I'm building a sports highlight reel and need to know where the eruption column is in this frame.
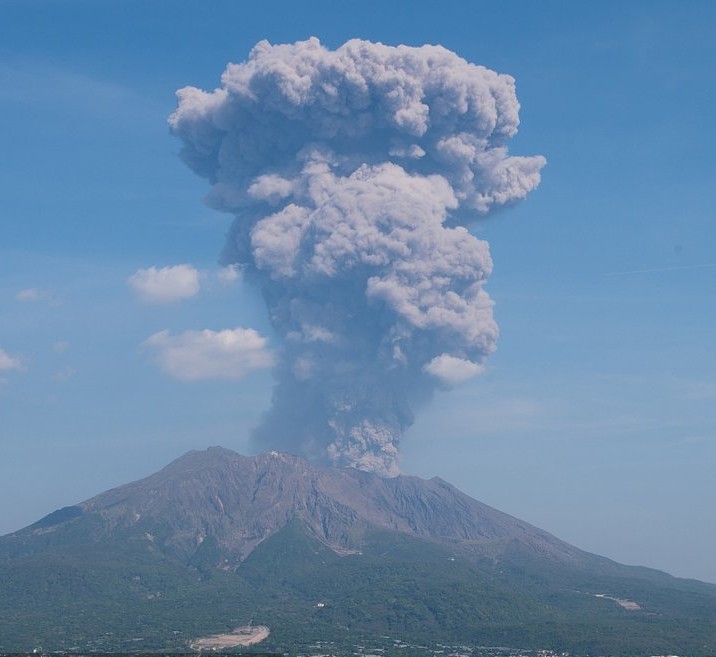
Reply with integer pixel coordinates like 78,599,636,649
170,38,545,476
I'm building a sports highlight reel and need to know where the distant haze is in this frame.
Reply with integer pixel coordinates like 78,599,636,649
170,38,545,476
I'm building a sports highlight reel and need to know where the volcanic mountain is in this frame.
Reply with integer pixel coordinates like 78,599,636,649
2,447,715,655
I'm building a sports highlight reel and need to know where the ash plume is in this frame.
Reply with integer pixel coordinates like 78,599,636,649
169,38,545,476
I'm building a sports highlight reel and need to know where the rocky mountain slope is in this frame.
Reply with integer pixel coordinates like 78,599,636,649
73,447,585,565
2,447,716,656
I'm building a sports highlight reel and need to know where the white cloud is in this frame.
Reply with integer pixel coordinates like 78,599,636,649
53,340,70,353
0,349,23,372
128,264,200,304
144,326,274,381
423,354,484,386
217,264,241,283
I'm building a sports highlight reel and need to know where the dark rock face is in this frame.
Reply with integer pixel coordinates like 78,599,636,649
29,505,83,530
73,447,583,566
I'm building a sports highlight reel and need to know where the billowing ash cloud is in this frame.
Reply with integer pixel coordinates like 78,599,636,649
169,37,545,476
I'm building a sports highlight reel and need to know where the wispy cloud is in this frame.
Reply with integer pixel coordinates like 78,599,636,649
0,348,23,372
0,60,162,124
53,340,70,354
677,380,716,401
217,265,241,284
128,264,201,304
53,367,76,383
143,326,274,381
603,263,716,277
16,287,58,304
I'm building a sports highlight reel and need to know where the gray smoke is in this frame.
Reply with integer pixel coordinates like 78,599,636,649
169,38,545,476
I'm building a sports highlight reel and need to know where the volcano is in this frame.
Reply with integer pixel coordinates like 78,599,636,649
2,447,715,655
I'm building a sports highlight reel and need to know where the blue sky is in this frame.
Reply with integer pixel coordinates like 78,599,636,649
2,1,716,582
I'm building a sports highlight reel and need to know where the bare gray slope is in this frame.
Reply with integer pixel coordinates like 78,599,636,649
77,446,585,566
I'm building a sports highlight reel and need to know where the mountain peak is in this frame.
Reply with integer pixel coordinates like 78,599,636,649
56,448,581,567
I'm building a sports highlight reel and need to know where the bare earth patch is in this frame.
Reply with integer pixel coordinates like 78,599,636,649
189,625,270,649
594,593,641,611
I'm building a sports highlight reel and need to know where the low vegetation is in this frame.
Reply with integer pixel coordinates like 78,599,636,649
2,518,716,656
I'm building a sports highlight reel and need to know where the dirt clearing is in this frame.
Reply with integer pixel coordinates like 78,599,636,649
190,625,270,648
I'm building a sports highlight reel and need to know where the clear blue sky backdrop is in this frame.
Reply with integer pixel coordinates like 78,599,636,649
2,0,715,582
